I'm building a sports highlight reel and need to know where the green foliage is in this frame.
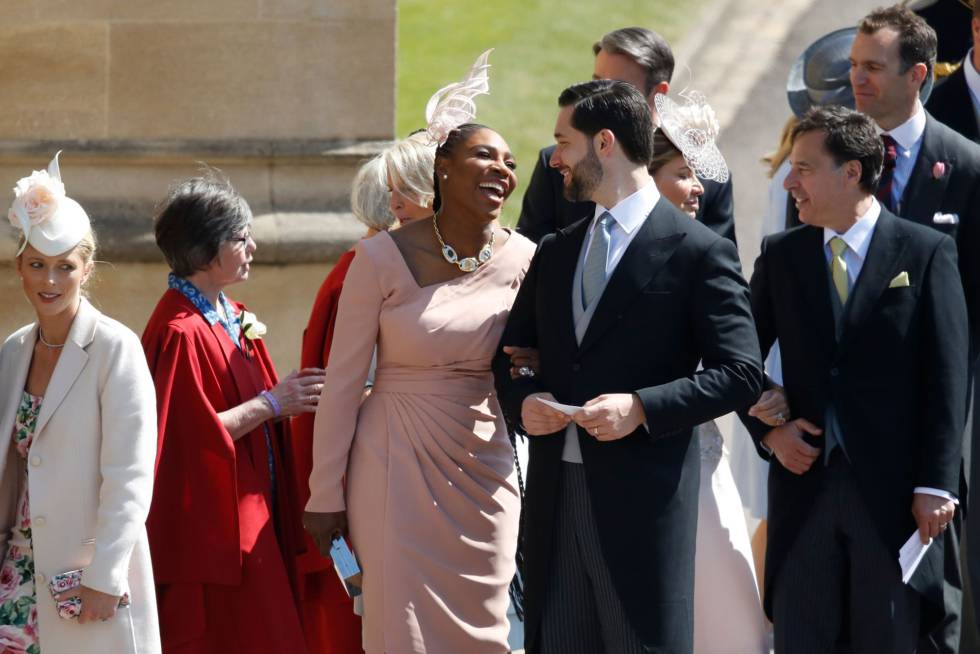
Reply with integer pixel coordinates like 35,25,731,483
397,0,694,226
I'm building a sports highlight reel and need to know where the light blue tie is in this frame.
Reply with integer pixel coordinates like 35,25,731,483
582,212,613,308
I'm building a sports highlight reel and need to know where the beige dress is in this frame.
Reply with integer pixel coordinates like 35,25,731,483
307,229,535,654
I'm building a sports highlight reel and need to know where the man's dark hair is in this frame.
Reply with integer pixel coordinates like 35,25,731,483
154,175,253,278
593,27,675,93
792,105,884,193
558,80,654,166
859,5,938,84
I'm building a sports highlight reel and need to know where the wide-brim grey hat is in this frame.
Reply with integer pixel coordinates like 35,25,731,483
787,27,934,119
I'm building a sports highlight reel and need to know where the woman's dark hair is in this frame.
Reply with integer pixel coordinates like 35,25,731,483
648,130,683,174
153,175,253,277
792,105,884,193
558,80,654,166
431,123,490,213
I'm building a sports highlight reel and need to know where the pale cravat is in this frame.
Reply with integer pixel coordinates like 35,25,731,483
829,236,849,304
582,212,613,307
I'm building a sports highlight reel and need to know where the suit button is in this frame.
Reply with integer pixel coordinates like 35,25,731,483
830,368,840,377
30,456,40,467
36,572,46,584
34,516,46,526
572,363,581,372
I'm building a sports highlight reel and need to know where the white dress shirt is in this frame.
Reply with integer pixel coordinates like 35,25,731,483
880,103,926,211
963,49,980,127
583,181,662,273
823,198,956,503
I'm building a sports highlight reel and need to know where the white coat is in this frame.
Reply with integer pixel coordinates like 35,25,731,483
0,299,160,653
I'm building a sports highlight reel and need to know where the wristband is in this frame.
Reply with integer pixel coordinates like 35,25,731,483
260,390,282,418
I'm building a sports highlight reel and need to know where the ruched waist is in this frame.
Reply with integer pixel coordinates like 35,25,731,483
372,366,496,397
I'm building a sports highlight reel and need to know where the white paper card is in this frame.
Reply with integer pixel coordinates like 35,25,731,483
537,398,582,416
899,531,932,584
330,536,361,579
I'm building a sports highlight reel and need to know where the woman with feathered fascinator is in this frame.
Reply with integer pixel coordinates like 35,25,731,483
303,49,538,653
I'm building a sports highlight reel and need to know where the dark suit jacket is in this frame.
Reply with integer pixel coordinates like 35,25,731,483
927,64,980,144
516,144,737,245
786,114,980,351
493,199,762,652
739,209,968,622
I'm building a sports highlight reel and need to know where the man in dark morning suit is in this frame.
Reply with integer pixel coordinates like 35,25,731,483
926,44,980,145
492,80,762,653
739,105,967,653
849,7,980,652
516,27,737,247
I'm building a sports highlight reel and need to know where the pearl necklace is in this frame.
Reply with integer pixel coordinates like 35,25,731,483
432,214,494,273
38,329,65,349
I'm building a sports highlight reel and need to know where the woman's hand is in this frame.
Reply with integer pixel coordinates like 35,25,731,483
303,510,348,558
269,368,326,417
748,386,790,427
503,345,541,380
54,585,122,624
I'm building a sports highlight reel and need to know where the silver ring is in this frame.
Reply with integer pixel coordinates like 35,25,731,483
775,412,785,423
518,366,535,378
941,523,948,531
592,427,598,436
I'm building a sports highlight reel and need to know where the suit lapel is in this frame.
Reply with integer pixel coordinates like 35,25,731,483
578,201,685,356
791,227,838,353
34,299,99,438
837,211,907,354
548,218,590,358
900,115,954,224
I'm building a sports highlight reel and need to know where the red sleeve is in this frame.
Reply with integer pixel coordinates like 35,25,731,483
292,250,356,573
143,320,242,586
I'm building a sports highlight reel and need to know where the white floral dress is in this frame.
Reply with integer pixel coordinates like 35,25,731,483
0,392,42,654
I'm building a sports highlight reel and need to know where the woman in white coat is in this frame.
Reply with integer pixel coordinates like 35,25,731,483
0,153,160,653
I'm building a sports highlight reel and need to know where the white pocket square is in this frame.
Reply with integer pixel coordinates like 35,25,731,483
889,271,910,288
933,212,959,225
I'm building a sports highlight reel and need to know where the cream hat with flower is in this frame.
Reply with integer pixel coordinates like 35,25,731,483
7,151,90,256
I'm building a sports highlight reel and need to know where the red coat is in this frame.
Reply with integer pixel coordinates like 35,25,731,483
142,289,307,652
292,250,363,653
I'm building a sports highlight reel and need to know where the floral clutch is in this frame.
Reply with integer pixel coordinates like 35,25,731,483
48,569,129,620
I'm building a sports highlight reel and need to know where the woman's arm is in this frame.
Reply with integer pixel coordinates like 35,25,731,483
217,368,326,440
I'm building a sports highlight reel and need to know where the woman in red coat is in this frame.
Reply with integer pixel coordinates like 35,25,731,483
142,177,324,654
293,139,435,653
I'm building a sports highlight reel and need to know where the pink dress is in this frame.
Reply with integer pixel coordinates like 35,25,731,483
308,230,535,654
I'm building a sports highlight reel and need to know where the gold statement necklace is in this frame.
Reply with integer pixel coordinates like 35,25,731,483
432,213,494,273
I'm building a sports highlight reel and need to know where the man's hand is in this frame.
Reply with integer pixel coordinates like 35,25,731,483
748,386,790,426
762,418,823,475
521,393,572,435
912,493,956,545
504,345,541,380
303,510,348,557
572,393,645,441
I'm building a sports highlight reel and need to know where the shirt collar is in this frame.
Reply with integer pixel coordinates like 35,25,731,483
882,102,926,152
592,181,661,234
964,49,980,106
168,272,242,345
823,198,881,260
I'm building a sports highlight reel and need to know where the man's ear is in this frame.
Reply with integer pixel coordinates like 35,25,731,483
646,80,669,106
594,129,616,157
908,61,928,91
843,159,863,188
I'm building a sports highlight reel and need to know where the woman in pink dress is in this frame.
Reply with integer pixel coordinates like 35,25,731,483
304,122,534,653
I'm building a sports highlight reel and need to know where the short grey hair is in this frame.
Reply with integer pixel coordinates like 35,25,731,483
593,27,675,93
350,155,396,232
383,132,436,210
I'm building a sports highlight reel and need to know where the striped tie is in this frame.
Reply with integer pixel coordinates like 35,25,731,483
582,212,613,307
829,236,849,304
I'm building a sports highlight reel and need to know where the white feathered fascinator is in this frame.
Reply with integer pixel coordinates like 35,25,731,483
654,90,729,183
7,151,91,256
425,49,494,146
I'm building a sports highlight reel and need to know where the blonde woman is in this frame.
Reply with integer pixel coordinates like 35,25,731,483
0,153,160,653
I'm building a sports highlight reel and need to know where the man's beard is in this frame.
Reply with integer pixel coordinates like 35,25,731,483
563,143,603,202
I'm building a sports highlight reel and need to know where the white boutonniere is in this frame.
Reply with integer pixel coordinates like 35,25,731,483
241,310,267,340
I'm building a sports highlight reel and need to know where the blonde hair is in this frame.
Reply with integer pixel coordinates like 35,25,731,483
762,116,799,179
384,132,436,210
350,155,396,232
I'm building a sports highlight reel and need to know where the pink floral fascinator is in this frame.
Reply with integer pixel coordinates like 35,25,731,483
7,151,90,256
424,49,494,146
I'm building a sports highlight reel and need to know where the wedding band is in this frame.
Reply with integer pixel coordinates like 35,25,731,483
592,427,598,436
775,412,785,423
518,366,535,378
941,523,948,530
